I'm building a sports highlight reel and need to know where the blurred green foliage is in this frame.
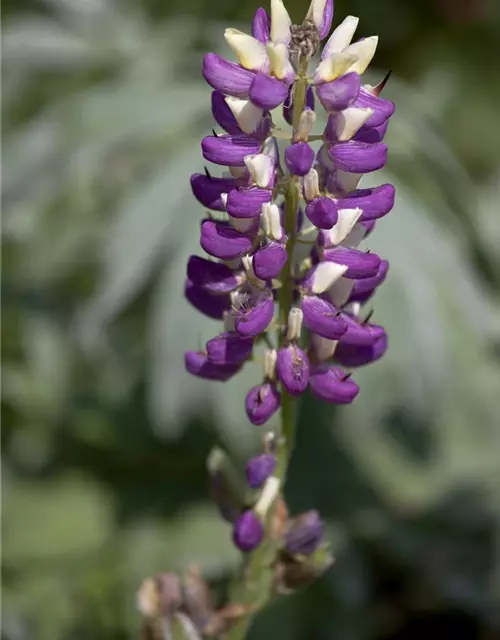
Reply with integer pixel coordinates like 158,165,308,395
2,1,500,639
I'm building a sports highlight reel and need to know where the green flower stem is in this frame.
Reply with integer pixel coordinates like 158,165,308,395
224,64,309,640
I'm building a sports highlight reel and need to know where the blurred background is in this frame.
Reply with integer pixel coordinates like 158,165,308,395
2,0,500,638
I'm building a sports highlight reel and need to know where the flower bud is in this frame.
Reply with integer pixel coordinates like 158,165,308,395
246,453,277,489
285,142,315,177
305,197,338,229
233,511,264,552
137,573,182,618
285,510,324,555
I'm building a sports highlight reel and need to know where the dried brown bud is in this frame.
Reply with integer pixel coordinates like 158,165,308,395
137,573,183,618
182,565,214,630
290,20,320,60
273,545,334,594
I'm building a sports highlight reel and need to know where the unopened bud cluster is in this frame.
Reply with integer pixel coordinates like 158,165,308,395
185,0,395,421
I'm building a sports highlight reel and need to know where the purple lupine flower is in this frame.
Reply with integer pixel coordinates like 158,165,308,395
309,366,359,403
233,511,264,552
234,294,274,337
285,510,324,555
246,453,277,488
276,344,310,396
206,332,254,365
185,281,231,319
186,1,395,504
190,173,237,211
301,295,347,340
253,242,287,280
245,382,281,425
187,256,240,294
285,142,315,177
335,332,388,367
185,351,241,381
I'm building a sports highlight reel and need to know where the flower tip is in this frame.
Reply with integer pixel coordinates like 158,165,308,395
233,511,264,552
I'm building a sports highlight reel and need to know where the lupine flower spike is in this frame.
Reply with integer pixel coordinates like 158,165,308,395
141,0,395,636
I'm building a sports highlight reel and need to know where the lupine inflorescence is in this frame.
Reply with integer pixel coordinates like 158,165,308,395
185,0,394,430
139,1,395,637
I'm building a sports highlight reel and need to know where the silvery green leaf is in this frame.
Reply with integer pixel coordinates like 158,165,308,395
77,146,201,346
334,174,500,510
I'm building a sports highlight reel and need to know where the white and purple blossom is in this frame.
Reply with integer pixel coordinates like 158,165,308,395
184,0,396,559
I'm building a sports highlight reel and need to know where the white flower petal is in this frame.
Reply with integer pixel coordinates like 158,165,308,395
328,276,354,307
264,348,278,380
328,207,363,245
228,166,248,178
224,96,263,134
303,168,320,201
261,203,282,240
244,153,274,187
335,107,373,141
336,170,363,193
310,333,338,361
270,0,292,44
296,109,317,141
313,51,358,83
312,262,348,293
224,28,269,71
322,15,359,57
287,307,304,341
343,221,368,248
344,36,378,75
266,42,294,81
228,215,255,233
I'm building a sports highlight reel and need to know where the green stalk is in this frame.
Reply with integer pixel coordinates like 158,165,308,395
224,61,309,640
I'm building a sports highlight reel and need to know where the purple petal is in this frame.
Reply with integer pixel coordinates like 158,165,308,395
339,314,386,346
316,72,360,112
211,91,242,134
309,365,359,403
186,255,238,294
200,219,253,260
202,53,255,98
335,332,388,367
246,453,277,488
276,345,310,396
253,242,287,280
352,88,395,127
190,173,236,211
322,246,381,279
316,0,334,40
285,510,324,555
185,350,241,381
245,383,281,425
305,197,338,229
283,85,315,125
348,260,389,302
354,120,389,144
252,8,270,43
233,511,264,552
235,295,274,338
301,296,348,340
206,331,253,365
185,280,230,319
329,141,388,173
338,183,396,221
249,72,289,110
285,142,315,177
226,187,272,218
202,134,262,166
